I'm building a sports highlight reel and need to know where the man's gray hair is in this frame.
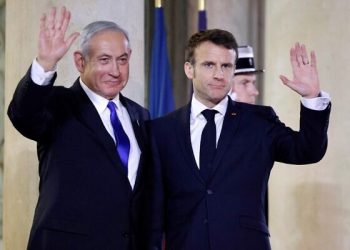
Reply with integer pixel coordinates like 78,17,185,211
80,21,130,57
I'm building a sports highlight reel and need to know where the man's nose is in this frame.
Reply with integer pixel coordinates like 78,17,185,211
249,84,259,96
111,60,120,76
213,67,224,79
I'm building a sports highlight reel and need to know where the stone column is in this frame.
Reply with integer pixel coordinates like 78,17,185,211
265,0,349,249
4,1,144,249
0,0,5,246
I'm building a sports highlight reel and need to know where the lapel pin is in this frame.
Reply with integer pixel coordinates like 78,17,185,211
231,112,237,116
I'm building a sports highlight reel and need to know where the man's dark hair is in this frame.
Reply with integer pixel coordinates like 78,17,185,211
185,29,238,64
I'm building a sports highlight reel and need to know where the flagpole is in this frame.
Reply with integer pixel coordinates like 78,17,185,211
155,0,162,8
198,0,205,11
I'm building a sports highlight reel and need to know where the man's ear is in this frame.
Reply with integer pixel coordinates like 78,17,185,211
74,51,85,73
184,62,194,79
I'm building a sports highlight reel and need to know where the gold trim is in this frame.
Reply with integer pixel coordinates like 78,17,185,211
155,0,162,8
198,0,205,11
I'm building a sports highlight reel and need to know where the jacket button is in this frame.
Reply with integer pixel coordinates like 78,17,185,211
122,232,129,238
207,189,213,195
203,218,208,224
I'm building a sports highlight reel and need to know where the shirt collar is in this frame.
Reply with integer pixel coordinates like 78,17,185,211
191,94,228,118
79,78,122,114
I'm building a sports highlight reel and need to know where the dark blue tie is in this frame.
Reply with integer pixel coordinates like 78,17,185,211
200,109,218,181
107,101,130,175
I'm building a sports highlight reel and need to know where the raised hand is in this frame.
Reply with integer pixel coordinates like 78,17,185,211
279,43,320,98
37,6,80,71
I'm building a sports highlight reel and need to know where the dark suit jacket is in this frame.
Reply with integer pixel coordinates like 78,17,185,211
149,97,330,250
8,67,150,250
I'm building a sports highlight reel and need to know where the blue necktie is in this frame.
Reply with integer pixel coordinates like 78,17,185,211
200,109,218,181
107,101,130,175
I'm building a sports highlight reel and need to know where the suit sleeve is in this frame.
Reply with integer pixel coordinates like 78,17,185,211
7,65,57,141
271,103,331,164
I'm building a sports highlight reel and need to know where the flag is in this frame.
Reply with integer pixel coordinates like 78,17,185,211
148,6,175,119
198,9,207,31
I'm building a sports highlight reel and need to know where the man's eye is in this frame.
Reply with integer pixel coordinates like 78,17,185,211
222,64,233,69
203,62,214,68
118,57,129,65
100,58,110,64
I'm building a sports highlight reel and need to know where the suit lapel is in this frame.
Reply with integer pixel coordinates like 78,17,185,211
120,95,146,152
70,81,131,184
120,95,147,192
175,104,205,185
175,98,242,184
209,99,241,180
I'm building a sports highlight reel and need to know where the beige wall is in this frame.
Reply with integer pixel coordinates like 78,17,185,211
265,0,349,249
4,1,144,249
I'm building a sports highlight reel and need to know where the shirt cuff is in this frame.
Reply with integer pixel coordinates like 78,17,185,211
301,91,331,111
30,58,57,86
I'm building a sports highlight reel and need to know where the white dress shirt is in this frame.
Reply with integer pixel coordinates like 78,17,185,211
30,59,140,189
190,95,228,168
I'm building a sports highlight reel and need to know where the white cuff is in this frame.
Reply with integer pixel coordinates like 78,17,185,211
31,58,57,86
301,91,331,111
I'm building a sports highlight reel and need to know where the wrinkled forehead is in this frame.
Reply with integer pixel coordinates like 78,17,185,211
194,41,236,63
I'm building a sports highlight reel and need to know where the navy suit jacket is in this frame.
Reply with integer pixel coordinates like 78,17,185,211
149,97,330,250
8,67,150,250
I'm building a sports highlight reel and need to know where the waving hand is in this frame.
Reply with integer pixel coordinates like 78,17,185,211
279,43,320,98
37,7,80,71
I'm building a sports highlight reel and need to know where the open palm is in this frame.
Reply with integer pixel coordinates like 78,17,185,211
37,7,79,71
280,43,320,98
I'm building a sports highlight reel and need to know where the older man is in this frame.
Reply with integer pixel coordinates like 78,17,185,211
8,7,150,250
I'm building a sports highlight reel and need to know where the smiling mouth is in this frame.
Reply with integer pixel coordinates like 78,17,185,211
105,80,122,85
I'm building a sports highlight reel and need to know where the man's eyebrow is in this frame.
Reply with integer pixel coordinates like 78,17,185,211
117,53,129,59
200,60,214,64
222,62,234,66
97,53,112,58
